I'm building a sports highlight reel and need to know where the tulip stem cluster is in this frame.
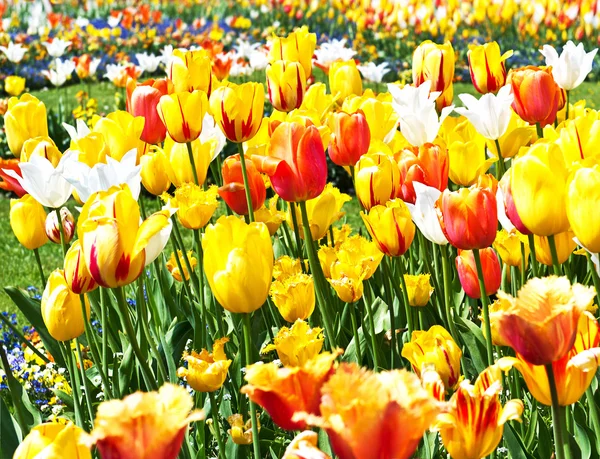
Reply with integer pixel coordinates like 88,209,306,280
494,139,506,179
472,249,494,366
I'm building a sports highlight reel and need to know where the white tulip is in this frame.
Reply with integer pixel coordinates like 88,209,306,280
357,62,391,83
42,38,72,58
540,41,598,90
454,85,514,140
41,58,75,87
199,114,227,160
135,52,163,74
62,119,91,142
405,182,448,245
0,42,28,63
314,39,356,70
144,204,178,266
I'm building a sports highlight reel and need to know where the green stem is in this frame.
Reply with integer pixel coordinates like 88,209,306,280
396,256,414,340
548,235,563,276
100,288,110,394
545,364,567,459
473,249,494,367
527,234,539,278
242,313,261,459
586,387,600,453
363,294,379,371
382,257,397,368
520,242,527,288
536,122,544,139
289,202,306,267
74,338,95,427
441,244,460,344
565,90,570,121
494,138,506,179
237,142,255,222
589,254,600,303
349,305,362,364
33,248,46,288
209,391,227,459
137,277,168,384
0,343,30,435
185,141,200,185
193,228,210,348
65,341,84,428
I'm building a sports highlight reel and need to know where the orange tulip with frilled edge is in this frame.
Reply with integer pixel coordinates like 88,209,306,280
218,154,266,216
511,142,569,236
492,276,595,366
297,363,441,459
157,90,209,144
254,197,286,236
437,364,524,459
282,431,331,459
507,66,561,127
209,81,264,143
329,60,363,101
164,135,214,187
126,77,173,145
267,60,307,113
328,110,371,167
4,94,48,157
13,422,91,459
456,248,502,299
361,199,416,257
168,48,213,94
468,42,513,94
493,229,530,269
262,320,323,366
413,41,455,109
203,216,273,314
41,269,90,342
69,132,109,167
402,325,463,390
241,350,341,431
270,273,316,323
435,186,497,250
140,148,172,196
269,26,316,78
90,383,204,459
79,185,171,288
9,194,48,250
404,274,434,307
534,231,577,266
252,122,327,203
566,164,600,253
166,250,197,282
64,240,97,295
177,337,231,392
354,149,400,211
21,136,62,167
174,184,219,230
498,311,600,406
396,142,449,204
93,111,145,161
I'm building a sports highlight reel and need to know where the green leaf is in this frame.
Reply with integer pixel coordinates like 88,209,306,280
318,428,333,456
51,389,74,410
575,422,592,459
504,423,536,459
536,412,552,459
118,339,135,392
0,396,21,458
372,298,390,334
454,315,487,375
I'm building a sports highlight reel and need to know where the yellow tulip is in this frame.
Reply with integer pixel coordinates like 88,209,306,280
64,240,97,295
361,199,416,257
341,92,399,143
262,319,323,366
412,41,455,109
328,261,365,303
269,26,316,78
227,414,258,445
486,111,533,160
70,132,108,167
329,60,363,101
14,422,91,459
267,60,307,112
93,111,145,161
403,274,434,307
168,48,213,94
174,184,218,230
354,149,400,211
555,114,600,165
21,136,62,167
448,120,496,186
300,83,335,120
140,148,172,196
10,194,48,250
203,216,273,314
4,94,48,157
254,196,286,236
158,90,209,143
335,235,384,280
177,337,231,392
534,231,576,266
164,135,214,187
467,42,512,94
166,250,197,282
511,142,569,236
273,255,304,281
566,165,600,253
4,75,26,97
270,273,315,322
493,229,530,268
41,269,90,342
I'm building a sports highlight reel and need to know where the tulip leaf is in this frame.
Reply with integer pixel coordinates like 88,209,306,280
574,422,592,459
118,338,135,392
225,437,239,459
536,412,552,459
524,408,539,450
504,423,536,459
454,315,487,375
318,428,333,456
4,287,66,368
0,396,21,458
372,298,390,334
52,389,75,410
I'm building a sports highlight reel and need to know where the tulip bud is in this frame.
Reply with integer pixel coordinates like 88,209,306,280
456,248,502,299
498,173,530,235
126,77,174,145
355,151,400,211
361,199,416,257
64,240,97,294
157,90,209,143
468,42,512,94
4,94,48,157
4,75,25,97
493,229,530,269
404,274,434,307
21,136,62,167
10,194,48,250
328,110,371,167
267,60,307,112
46,207,75,244
228,414,259,445
507,66,561,127
218,154,266,216
329,60,363,101
166,250,197,282
140,148,172,196
413,41,455,109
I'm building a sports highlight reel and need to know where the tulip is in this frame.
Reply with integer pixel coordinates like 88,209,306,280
540,41,598,91
269,26,316,78
21,136,63,167
45,207,75,244
467,42,513,94
157,91,209,143
219,154,266,216
267,60,307,112
9,194,48,250
174,184,219,230
507,66,561,127
412,41,455,109
534,232,576,266
253,122,327,202
0,158,26,197
4,75,26,96
396,142,449,203
270,274,316,323
14,422,91,459
262,320,323,366
64,240,97,294
228,414,259,445
491,276,595,366
212,52,233,81
403,274,434,307
437,364,523,459
405,182,448,245
456,248,502,299
510,142,569,236
328,110,371,167
41,269,90,342
209,82,264,143
69,132,108,167
446,121,495,186
177,337,231,392
436,186,497,250
93,111,146,161
493,229,530,269
283,431,330,459
402,325,462,390
164,135,215,187
241,351,340,430
166,250,197,282
4,94,48,157
566,165,600,253
555,115,600,165
254,197,286,236
168,48,213,94
274,255,304,281
90,383,204,459
126,78,173,145
140,148,172,195
203,216,273,314
354,151,400,210
497,173,530,235
340,93,398,143
361,199,416,257
335,235,383,280
328,262,365,303
329,60,363,101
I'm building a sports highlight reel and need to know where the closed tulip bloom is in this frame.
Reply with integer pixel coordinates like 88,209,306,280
270,274,316,322
329,60,363,101
507,66,561,126
140,148,172,195
361,199,416,257
396,142,449,203
209,82,264,143
262,320,323,366
4,94,48,157
493,229,529,269
456,248,502,299
269,26,316,78
283,431,330,459
126,77,173,145
9,194,48,250
447,124,495,186
402,325,463,390
566,165,600,253
166,250,197,282
413,41,455,109
41,269,90,342
555,115,600,165
64,240,97,294
203,216,273,314
165,135,215,187
168,48,213,94
219,154,266,216
534,231,576,266
4,75,26,96
158,91,209,143
492,276,595,365
253,122,327,202
254,197,286,236
93,111,145,162
90,383,204,459
404,274,434,307
511,142,569,236
241,351,340,430
21,136,62,167
267,60,307,112
341,93,398,143
174,184,219,230
354,151,400,210
497,173,530,235
468,42,513,94
328,110,371,167
437,365,523,459
14,422,91,459
45,207,75,244
436,186,497,250
177,337,231,392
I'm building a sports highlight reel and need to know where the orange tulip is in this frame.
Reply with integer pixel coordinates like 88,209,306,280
126,78,173,145
396,143,449,204
456,248,502,299
508,66,561,127
218,154,266,216
328,110,371,167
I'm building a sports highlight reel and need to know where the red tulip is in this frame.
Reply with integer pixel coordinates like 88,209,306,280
328,110,371,167
396,143,448,204
456,248,502,299
218,154,266,216
126,77,173,145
